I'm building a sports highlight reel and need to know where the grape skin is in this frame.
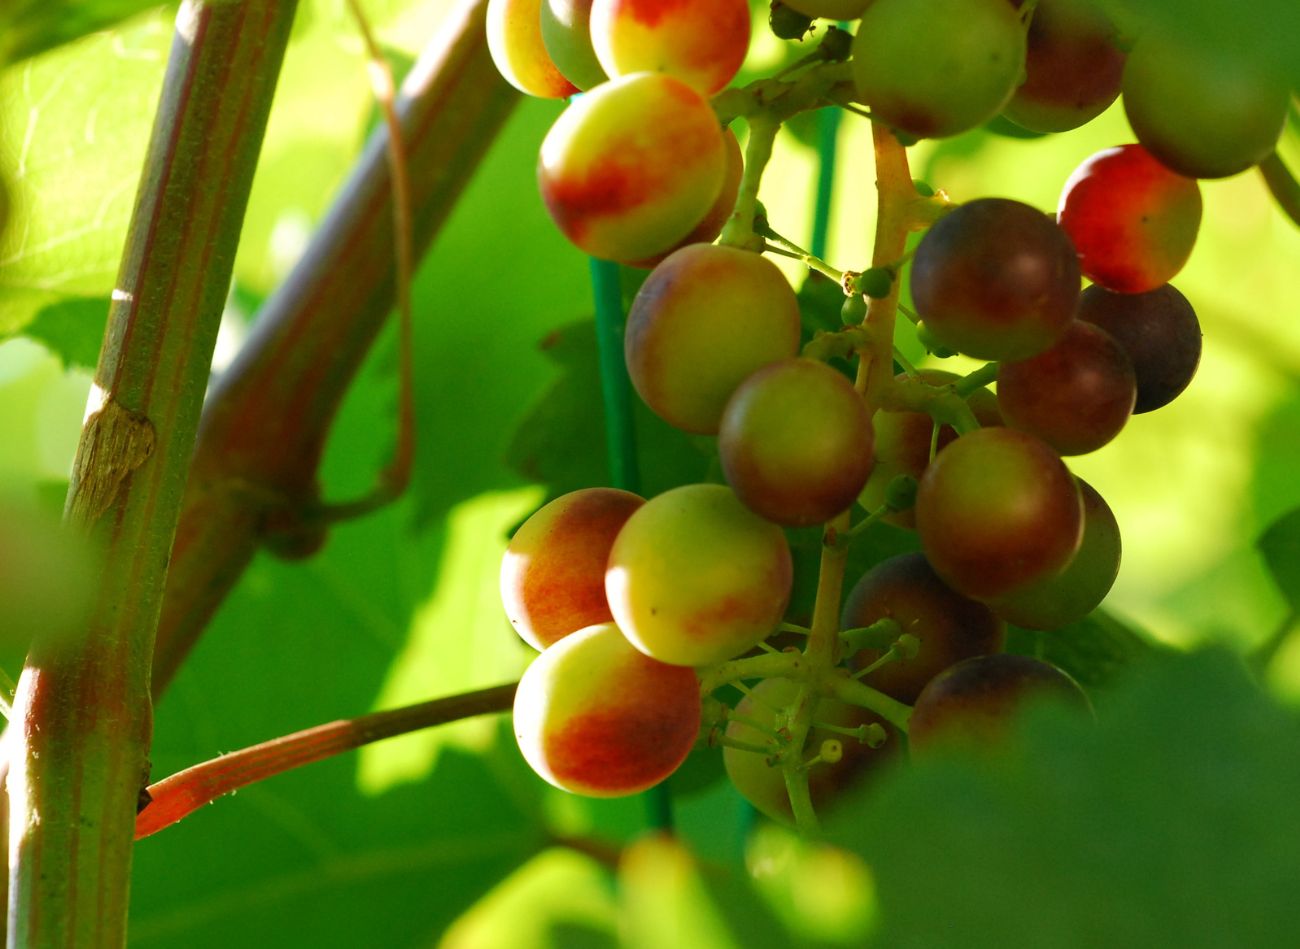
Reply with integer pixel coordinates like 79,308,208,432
486,0,580,99
589,0,751,96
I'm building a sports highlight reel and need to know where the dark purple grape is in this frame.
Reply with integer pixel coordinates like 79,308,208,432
842,552,1006,703
997,321,1137,456
1076,283,1201,413
911,198,1081,361
908,653,1092,756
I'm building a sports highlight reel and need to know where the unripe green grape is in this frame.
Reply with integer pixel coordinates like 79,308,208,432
851,0,1027,139
606,484,793,666
781,0,870,18
590,0,751,96
719,358,873,527
908,653,1092,756
540,0,608,91
513,622,701,796
538,72,726,262
1122,34,1289,180
501,487,645,651
842,552,1006,703
988,479,1120,630
723,678,897,824
487,0,580,99
915,427,1083,601
625,245,801,434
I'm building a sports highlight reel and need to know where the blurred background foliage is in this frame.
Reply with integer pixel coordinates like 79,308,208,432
0,0,1298,945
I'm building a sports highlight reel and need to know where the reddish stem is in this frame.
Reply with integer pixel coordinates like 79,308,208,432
136,683,517,840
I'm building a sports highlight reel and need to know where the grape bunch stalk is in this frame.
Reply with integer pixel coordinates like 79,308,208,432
485,0,1290,833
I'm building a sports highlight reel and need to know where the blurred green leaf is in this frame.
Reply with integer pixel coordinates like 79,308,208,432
3,0,167,64
22,295,107,369
1006,608,1161,691
1258,506,1300,610
826,649,1300,948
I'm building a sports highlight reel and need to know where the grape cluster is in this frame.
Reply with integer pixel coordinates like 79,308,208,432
486,0,1282,825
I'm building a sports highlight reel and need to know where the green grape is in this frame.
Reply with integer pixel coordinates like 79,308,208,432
541,0,608,90
605,484,793,666
851,0,1028,139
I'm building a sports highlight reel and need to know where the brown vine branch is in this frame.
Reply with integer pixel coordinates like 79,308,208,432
6,1,298,944
135,683,517,840
150,0,518,694
1260,152,1300,228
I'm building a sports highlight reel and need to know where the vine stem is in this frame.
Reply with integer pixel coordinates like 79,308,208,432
1259,153,1300,228
6,2,298,944
135,684,517,840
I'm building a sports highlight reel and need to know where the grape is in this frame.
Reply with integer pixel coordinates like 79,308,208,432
915,427,1083,601
908,653,1092,756
782,0,871,18
538,72,726,263
1057,144,1202,294
723,678,897,824
541,0,608,91
989,479,1120,630
589,0,751,96
629,128,744,270
851,0,1027,140
1076,283,1201,413
513,622,701,796
605,484,793,667
841,553,1006,703
997,321,1137,456
500,487,645,651
859,369,1001,528
910,198,1081,361
1122,35,1290,180
719,358,873,527
487,0,581,99
1002,0,1126,133
625,244,801,434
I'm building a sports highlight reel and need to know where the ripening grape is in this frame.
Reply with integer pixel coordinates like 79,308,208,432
538,72,726,262
859,369,1001,528
605,484,793,667
841,553,1006,703
989,479,1121,630
1057,144,1202,294
851,0,1027,139
625,244,801,434
719,358,873,527
997,321,1137,456
910,198,1081,361
541,0,608,90
590,0,751,96
487,0,580,99
908,653,1092,756
1122,35,1290,180
630,128,744,270
1002,0,1126,133
915,427,1083,601
1076,283,1202,413
500,487,645,651
781,0,871,18
513,622,701,796
723,678,897,824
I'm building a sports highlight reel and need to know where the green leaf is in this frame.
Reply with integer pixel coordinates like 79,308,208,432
0,15,169,337
1258,506,1300,609
4,0,167,64
825,649,1300,948
1006,608,1161,691
21,295,108,369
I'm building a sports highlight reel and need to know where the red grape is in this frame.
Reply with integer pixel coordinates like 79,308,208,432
590,0,751,96
487,0,581,99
